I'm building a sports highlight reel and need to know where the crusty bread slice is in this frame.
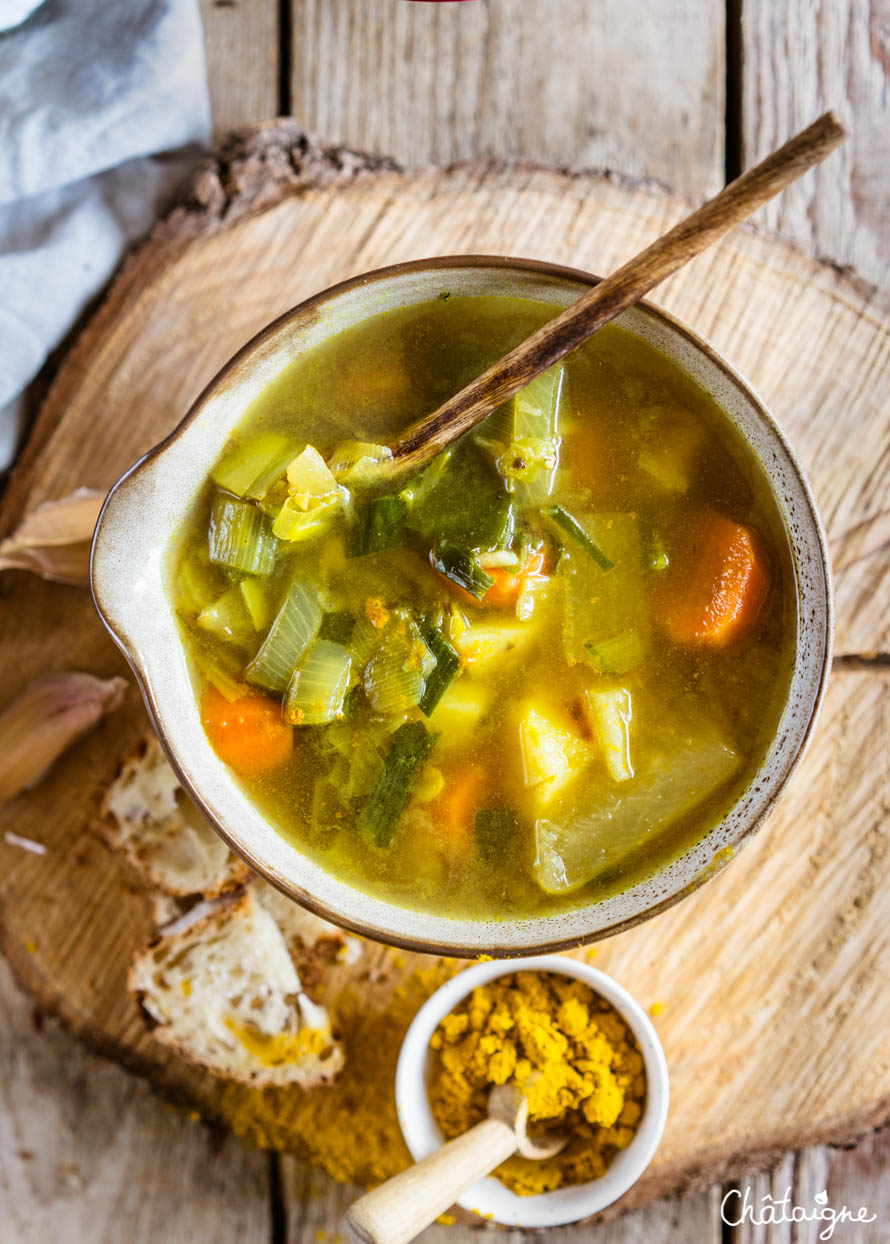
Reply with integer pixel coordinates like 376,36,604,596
100,734,251,898
128,889,345,1088
252,878,362,965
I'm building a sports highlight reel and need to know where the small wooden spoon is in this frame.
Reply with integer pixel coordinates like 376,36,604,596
344,1084,566,1244
387,112,845,476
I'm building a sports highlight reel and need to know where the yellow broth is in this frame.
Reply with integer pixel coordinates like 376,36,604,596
171,296,796,919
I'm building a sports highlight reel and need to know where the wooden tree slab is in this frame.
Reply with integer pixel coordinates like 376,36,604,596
0,127,888,1213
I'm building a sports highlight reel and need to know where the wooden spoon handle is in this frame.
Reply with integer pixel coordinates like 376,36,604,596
390,111,846,473
344,1117,518,1244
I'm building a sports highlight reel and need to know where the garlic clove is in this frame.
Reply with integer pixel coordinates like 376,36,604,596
0,672,127,805
0,489,105,586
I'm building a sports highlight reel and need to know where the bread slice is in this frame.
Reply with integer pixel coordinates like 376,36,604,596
129,889,345,1088
252,878,362,968
100,734,251,898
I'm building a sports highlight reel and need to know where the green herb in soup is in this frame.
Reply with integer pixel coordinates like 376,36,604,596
171,296,796,919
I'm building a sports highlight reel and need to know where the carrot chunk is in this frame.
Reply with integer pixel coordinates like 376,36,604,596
482,550,547,608
657,510,770,647
201,684,292,777
429,765,486,856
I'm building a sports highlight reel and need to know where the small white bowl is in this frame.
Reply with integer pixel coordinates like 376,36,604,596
395,955,669,1229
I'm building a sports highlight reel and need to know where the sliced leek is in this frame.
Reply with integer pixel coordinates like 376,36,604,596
284,641,353,725
244,581,322,692
363,633,425,715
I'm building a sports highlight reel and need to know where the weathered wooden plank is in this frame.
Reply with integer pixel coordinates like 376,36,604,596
0,957,271,1244
824,1129,890,1242
741,0,890,288
728,1140,890,1243
198,0,280,133
289,0,725,195
279,1154,724,1242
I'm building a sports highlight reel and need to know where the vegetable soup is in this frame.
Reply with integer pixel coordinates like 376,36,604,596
171,296,796,919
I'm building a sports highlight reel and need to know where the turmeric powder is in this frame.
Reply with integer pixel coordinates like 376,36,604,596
428,971,646,1195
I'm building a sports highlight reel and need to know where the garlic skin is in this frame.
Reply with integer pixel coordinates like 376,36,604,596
0,673,127,805
0,489,105,586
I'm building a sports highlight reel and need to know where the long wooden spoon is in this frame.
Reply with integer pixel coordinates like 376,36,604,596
387,112,845,476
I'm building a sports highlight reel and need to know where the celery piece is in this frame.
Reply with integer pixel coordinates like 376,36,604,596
475,808,519,863
405,442,513,550
244,581,322,692
586,686,634,782
430,541,494,600
585,629,644,676
272,493,342,543
418,621,459,717
197,585,255,645
208,492,278,576
542,505,613,572
348,494,407,558
558,514,649,666
284,641,353,725
239,578,271,630
212,432,296,499
358,721,437,847
363,633,425,715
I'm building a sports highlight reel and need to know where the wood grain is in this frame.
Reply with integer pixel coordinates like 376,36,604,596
0,957,271,1244
0,137,888,1215
281,1155,726,1243
198,0,280,133
742,0,890,288
289,0,725,196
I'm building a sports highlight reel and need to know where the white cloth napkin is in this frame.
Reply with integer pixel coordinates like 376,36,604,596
0,0,211,468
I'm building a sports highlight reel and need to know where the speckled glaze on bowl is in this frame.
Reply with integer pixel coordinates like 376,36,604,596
91,257,832,956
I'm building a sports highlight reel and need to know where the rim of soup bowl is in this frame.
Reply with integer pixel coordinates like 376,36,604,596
395,955,670,1227
91,254,833,957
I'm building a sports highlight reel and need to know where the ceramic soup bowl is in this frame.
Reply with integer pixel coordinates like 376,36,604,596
91,257,832,956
